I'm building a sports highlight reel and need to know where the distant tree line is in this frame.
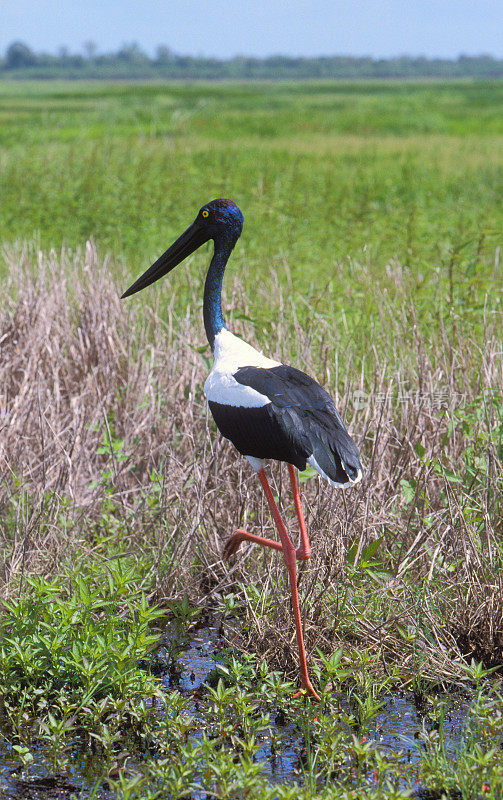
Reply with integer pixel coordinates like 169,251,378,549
2,41,503,80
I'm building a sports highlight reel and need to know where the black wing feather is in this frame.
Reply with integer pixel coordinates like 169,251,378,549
208,364,362,484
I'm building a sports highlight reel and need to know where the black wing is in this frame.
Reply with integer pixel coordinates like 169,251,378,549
208,364,362,485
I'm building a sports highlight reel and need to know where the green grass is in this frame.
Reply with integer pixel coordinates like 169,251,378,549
1,80,502,338
1,80,501,405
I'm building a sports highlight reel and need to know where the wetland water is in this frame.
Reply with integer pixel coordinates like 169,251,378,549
0,624,470,799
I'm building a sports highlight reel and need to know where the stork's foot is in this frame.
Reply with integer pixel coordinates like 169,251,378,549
222,529,283,561
222,530,248,560
223,529,311,561
293,679,321,702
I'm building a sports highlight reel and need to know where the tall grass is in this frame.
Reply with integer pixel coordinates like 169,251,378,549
1,242,500,685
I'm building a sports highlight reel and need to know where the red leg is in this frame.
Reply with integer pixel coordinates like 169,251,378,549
223,529,283,560
223,468,319,700
256,469,320,701
288,464,311,560
224,466,313,561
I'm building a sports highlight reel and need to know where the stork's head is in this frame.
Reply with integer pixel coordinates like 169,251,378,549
122,199,243,299
196,199,244,242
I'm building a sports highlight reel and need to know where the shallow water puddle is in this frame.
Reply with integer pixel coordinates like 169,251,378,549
370,690,467,765
0,623,470,798
0,739,113,799
158,624,469,789
156,624,222,693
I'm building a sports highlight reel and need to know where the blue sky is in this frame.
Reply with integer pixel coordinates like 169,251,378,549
1,0,502,58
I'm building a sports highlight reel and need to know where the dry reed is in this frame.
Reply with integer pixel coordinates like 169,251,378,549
0,241,501,685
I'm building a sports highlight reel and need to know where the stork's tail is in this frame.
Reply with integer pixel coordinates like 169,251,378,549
308,428,362,488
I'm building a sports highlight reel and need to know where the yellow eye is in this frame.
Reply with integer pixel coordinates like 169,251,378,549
202,209,209,218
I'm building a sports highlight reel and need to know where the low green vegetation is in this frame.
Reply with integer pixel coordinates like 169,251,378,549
1,561,165,776
1,571,502,797
0,80,501,798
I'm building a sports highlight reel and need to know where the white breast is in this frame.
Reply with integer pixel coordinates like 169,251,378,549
204,329,280,408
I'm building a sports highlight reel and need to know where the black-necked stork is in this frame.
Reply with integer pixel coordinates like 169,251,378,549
122,199,362,701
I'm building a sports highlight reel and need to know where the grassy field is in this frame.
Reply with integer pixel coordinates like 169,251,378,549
0,80,502,798
2,80,503,308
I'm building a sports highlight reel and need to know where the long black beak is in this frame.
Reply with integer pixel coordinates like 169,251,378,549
121,219,209,299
